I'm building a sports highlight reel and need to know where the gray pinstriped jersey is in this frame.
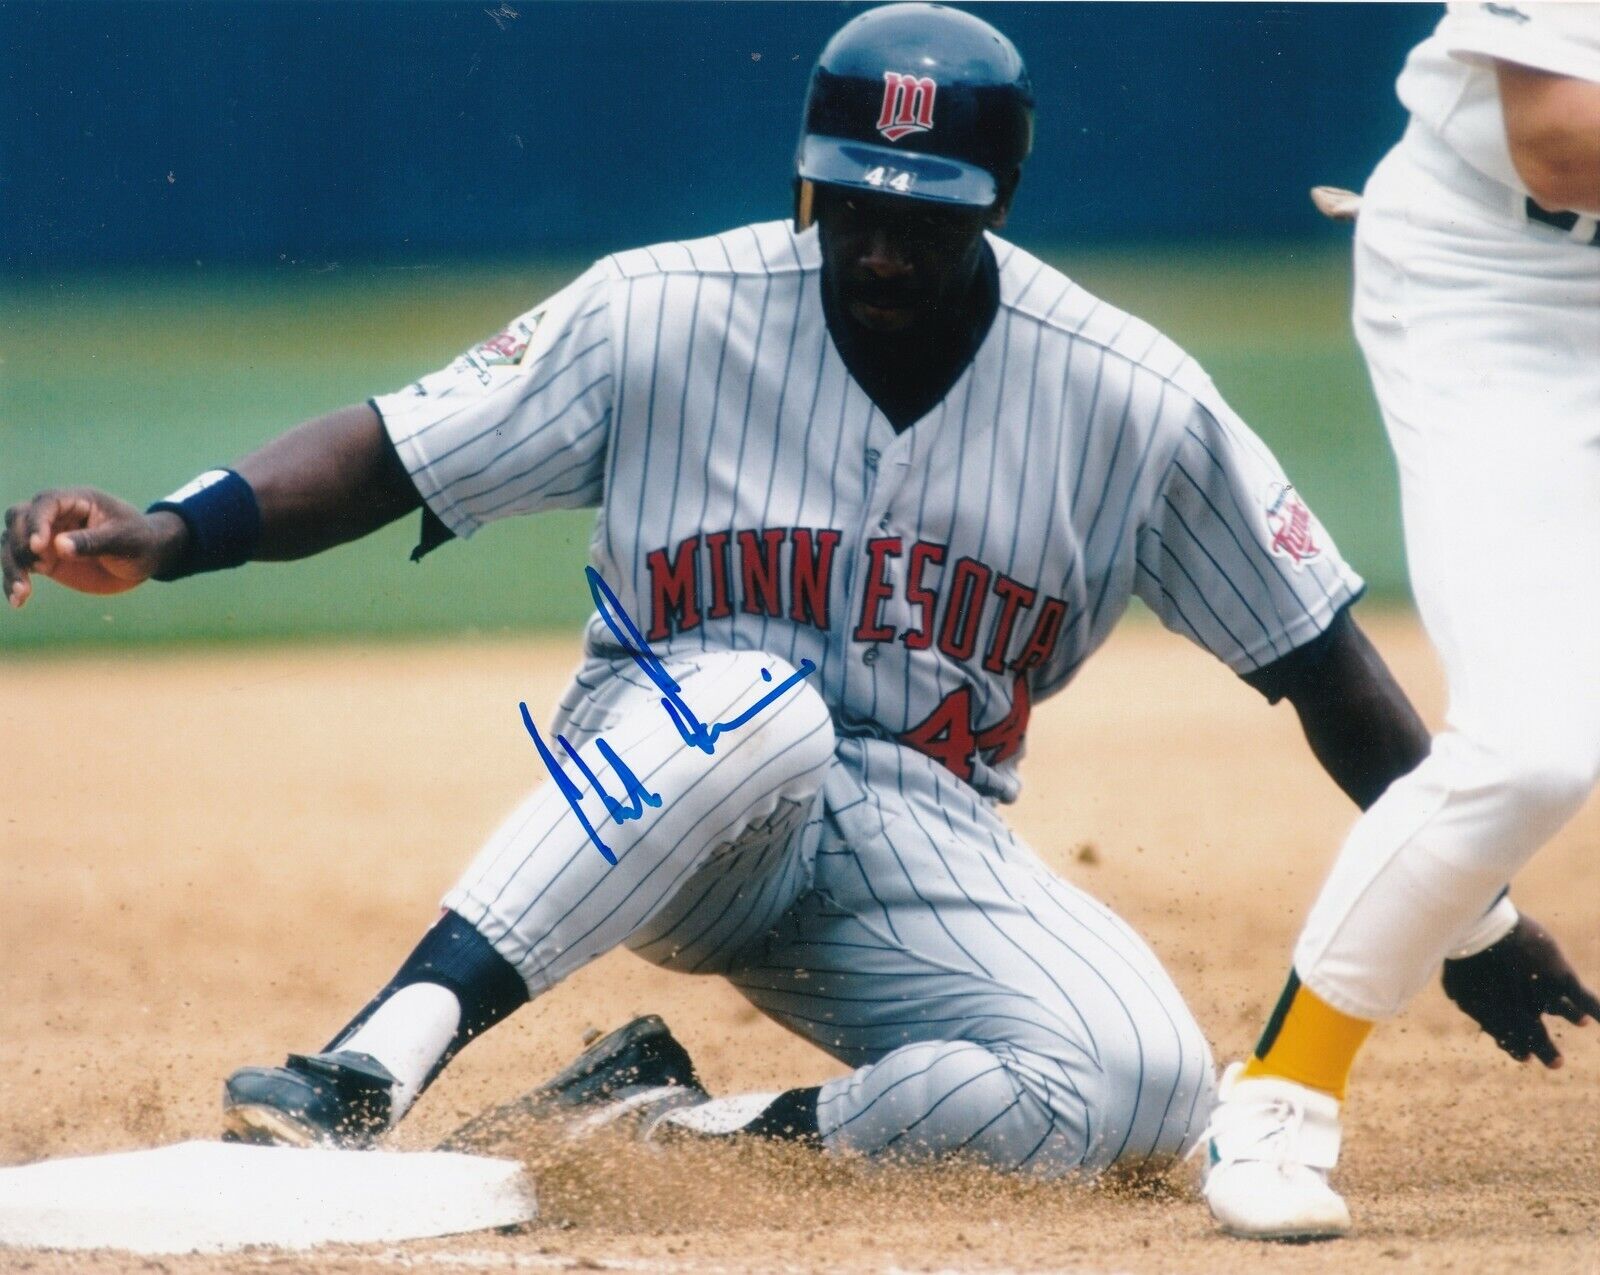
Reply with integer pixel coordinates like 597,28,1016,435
377,220,1361,803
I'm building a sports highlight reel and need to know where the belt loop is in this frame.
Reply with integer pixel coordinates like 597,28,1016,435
1511,189,1529,224
1572,215,1599,245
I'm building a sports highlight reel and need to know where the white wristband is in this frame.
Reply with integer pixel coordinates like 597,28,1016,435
1448,896,1519,960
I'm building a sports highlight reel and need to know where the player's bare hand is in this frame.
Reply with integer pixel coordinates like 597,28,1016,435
3,489,183,608
1441,914,1600,1068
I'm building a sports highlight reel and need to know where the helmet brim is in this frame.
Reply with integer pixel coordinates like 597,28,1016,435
796,135,997,209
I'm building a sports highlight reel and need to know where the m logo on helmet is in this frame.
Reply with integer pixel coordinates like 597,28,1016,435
876,71,937,142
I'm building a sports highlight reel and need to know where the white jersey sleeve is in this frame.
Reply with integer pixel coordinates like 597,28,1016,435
1397,4,1600,192
1440,2,1600,83
1134,384,1365,674
373,260,618,540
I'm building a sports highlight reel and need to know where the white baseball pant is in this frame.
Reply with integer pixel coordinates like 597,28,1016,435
1295,124,1600,1019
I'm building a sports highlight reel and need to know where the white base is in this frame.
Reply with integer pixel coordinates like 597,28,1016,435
0,1140,537,1255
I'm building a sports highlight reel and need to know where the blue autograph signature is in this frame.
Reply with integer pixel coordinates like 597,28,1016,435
519,567,817,864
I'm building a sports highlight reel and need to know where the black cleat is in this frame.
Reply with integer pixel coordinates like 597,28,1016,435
538,1015,707,1110
440,1015,709,1151
222,1050,397,1149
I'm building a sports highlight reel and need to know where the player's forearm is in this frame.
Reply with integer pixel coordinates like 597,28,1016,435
1282,621,1431,811
1497,62,1600,215
233,402,421,561
1244,613,1431,810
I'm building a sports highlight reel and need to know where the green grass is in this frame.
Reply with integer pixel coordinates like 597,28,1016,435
0,245,1407,654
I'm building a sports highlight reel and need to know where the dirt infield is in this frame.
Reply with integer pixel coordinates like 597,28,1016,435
3,614,1596,1273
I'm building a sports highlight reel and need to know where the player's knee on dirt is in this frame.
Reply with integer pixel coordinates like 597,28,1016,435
820,1031,1213,1176
818,1040,1072,1173
1094,1014,1218,1169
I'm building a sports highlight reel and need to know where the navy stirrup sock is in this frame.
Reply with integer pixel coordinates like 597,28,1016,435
742,1085,822,1143
328,910,529,1078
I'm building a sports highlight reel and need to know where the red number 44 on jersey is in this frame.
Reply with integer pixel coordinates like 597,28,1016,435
899,675,1032,782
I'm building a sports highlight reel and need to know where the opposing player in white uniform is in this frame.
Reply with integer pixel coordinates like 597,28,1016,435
4,4,1562,1180
1205,1,1600,1241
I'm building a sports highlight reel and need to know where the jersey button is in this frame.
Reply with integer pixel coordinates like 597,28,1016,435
862,647,880,666
864,448,880,470
877,515,890,531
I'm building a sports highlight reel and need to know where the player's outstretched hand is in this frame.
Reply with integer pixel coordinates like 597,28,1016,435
3,488,182,608
1442,914,1600,1068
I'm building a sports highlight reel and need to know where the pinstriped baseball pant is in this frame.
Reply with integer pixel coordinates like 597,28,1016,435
445,651,1214,1175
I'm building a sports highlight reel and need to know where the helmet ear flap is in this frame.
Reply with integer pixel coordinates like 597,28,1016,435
794,179,816,232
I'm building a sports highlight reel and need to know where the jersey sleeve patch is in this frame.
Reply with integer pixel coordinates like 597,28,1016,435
1262,482,1325,571
441,268,608,396
1134,391,1364,675
372,261,616,539
477,315,542,367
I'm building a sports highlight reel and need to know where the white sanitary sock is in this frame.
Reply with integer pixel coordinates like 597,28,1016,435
336,982,461,1119
656,1092,779,1135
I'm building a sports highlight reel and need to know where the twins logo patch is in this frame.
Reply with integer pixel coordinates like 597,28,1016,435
477,314,542,367
876,71,936,142
461,313,545,385
1263,482,1322,570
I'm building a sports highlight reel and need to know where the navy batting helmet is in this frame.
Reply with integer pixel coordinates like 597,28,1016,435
795,3,1033,226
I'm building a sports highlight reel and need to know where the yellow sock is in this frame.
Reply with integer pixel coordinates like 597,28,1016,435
1242,972,1373,1101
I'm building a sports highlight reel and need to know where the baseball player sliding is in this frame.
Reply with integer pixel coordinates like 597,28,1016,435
1204,2,1600,1242
5,4,1588,1182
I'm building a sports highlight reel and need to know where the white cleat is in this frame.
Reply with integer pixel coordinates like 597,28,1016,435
1200,1062,1352,1242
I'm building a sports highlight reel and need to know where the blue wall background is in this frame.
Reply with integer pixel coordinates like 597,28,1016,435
3,2,1438,271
